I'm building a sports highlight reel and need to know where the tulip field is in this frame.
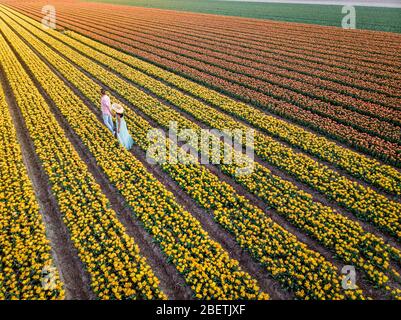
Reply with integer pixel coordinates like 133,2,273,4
0,1,401,300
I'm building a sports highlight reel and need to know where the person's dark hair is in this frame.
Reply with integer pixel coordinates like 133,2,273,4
117,113,124,118
100,88,106,95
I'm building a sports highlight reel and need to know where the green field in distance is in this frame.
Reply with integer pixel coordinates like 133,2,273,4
85,0,401,33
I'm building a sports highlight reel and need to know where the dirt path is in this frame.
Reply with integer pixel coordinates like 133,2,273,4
0,63,93,300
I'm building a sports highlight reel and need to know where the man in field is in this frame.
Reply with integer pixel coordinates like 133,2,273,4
100,88,114,133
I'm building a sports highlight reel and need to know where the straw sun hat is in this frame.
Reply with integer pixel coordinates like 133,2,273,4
111,103,124,114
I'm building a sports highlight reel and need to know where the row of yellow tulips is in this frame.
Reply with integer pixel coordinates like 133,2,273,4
1,19,269,300
67,27,401,197
51,29,401,240
0,79,63,300
0,31,165,300
8,12,401,299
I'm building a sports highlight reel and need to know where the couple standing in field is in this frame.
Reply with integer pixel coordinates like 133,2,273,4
100,89,134,150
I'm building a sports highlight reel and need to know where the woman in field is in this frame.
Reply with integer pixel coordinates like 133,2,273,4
112,103,134,150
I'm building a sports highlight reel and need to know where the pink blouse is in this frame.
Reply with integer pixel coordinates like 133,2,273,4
101,95,112,115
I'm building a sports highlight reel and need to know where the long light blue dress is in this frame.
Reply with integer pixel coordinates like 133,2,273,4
116,115,134,150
